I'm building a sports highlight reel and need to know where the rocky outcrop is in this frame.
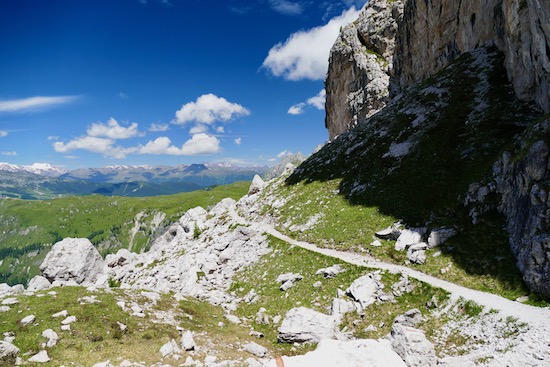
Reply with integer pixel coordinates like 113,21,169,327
40,238,105,285
325,0,404,139
395,0,550,112
325,0,550,139
493,122,550,297
277,307,338,343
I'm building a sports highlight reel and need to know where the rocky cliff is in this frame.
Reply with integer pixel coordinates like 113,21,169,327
322,0,550,298
326,0,550,139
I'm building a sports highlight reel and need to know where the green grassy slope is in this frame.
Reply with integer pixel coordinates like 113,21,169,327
0,182,249,285
260,47,546,302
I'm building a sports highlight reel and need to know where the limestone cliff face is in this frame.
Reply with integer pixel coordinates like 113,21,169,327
325,0,550,140
325,0,404,139
395,0,550,112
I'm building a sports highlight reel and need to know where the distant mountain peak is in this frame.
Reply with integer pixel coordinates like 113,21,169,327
0,162,67,177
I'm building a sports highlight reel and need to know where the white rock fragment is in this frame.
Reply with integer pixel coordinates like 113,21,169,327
92,361,113,367
427,227,457,248
243,342,268,357
248,175,266,195
0,340,20,365
41,329,59,348
61,316,77,325
395,228,426,251
61,325,71,331
1,298,18,306
28,350,50,363
278,307,338,343
160,339,181,358
225,314,241,324
181,331,196,351
52,310,68,318
315,264,346,278
27,276,51,292
20,315,36,327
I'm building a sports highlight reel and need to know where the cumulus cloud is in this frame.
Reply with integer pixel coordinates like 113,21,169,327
181,133,221,155
216,126,225,133
0,96,78,112
138,134,221,156
0,131,7,137
53,136,136,159
269,0,303,15
0,151,17,156
288,89,326,115
234,137,242,145
189,124,208,134
262,7,360,80
149,123,169,132
174,93,250,125
87,118,142,139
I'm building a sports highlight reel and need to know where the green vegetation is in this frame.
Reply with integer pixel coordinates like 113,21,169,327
0,182,249,285
231,236,450,353
260,47,542,301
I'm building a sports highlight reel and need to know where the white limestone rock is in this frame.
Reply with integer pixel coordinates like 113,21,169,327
346,273,383,309
41,329,59,348
264,339,407,367
395,228,427,251
278,307,338,344
40,237,105,285
315,264,346,278
160,339,181,358
20,315,36,327
28,350,50,363
52,310,68,318
248,175,266,195
0,340,19,365
181,330,196,351
243,341,267,357
389,323,436,367
27,275,51,292
61,316,77,325
427,227,457,248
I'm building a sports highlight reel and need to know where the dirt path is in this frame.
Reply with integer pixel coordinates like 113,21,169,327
250,223,550,327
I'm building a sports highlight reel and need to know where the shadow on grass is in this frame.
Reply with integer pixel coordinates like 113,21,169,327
284,47,542,299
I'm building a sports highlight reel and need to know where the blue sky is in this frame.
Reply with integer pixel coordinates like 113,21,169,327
0,0,365,169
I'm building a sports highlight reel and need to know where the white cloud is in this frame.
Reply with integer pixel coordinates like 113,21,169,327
87,118,142,139
307,89,326,109
0,151,17,156
53,136,136,159
0,131,7,137
181,133,221,155
288,89,326,115
118,92,129,99
262,7,361,80
234,137,242,145
288,103,306,115
189,124,208,134
216,126,225,133
149,123,169,132
174,93,250,125
47,136,59,141
138,133,221,156
269,0,303,15
0,96,78,112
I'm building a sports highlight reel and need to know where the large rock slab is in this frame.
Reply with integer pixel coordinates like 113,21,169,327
0,341,19,365
390,323,436,367
278,307,338,344
40,238,105,285
264,339,407,367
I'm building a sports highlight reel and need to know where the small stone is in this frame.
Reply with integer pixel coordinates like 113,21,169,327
0,340,19,365
243,342,268,357
249,330,264,338
159,339,180,358
181,331,196,351
0,306,10,313
1,298,18,306
313,281,322,288
225,314,241,324
371,240,382,247
20,315,36,327
28,350,50,363
61,316,77,325
41,329,59,348
52,310,68,318
61,325,71,331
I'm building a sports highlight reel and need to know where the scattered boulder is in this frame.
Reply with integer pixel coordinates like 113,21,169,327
427,227,457,248
20,314,36,327
395,228,427,251
346,272,385,309
159,339,181,358
276,272,303,291
391,274,414,297
52,310,68,318
248,175,266,195
181,330,196,351
264,339,407,367
393,309,422,328
389,323,436,367
315,264,346,278
278,307,338,344
41,329,59,348
105,249,134,267
61,316,77,325
1,298,18,306
28,350,50,363
407,243,428,265
27,275,51,292
0,340,19,365
243,341,268,357
330,297,356,321
40,238,105,285
375,223,402,240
